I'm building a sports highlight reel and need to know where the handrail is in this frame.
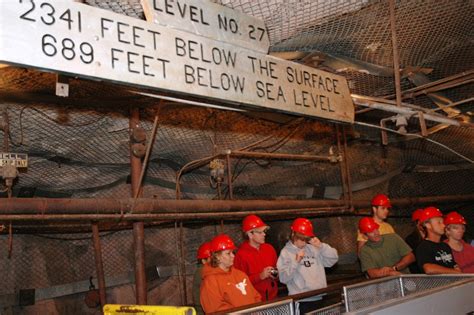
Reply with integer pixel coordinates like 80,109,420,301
211,274,366,315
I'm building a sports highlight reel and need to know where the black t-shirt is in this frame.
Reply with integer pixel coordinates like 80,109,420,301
415,239,457,272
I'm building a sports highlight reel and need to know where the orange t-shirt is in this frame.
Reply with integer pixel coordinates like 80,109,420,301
200,264,261,313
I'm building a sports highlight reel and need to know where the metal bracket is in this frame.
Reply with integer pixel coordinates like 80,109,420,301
418,111,428,137
55,74,69,97
380,119,389,145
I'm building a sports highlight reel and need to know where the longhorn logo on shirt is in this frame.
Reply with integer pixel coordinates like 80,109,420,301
435,250,453,264
235,278,248,295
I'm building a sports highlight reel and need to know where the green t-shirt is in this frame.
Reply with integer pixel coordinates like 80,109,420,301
359,234,412,273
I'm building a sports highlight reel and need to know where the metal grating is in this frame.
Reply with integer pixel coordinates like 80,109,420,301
228,299,294,315
401,275,474,297
343,275,474,312
343,277,401,312
309,302,344,315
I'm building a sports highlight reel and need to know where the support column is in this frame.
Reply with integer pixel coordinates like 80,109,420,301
130,107,147,304
92,223,107,307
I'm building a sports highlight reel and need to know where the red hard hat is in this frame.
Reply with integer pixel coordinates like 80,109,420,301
418,206,443,223
412,209,423,222
359,217,380,234
242,214,268,232
197,241,212,260
444,211,466,226
210,234,236,253
371,194,392,208
291,218,315,237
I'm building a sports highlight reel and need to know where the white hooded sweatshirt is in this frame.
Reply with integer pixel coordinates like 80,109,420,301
277,241,338,295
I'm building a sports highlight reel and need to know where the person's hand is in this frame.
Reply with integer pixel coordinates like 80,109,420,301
0,224,5,233
308,237,322,249
296,250,305,263
259,266,274,280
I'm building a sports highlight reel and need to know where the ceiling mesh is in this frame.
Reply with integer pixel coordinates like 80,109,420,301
0,0,472,206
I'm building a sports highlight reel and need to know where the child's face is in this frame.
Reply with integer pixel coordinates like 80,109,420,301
293,238,306,248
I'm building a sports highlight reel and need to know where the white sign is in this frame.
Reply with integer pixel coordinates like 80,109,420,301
0,153,28,168
0,1,354,123
141,0,270,53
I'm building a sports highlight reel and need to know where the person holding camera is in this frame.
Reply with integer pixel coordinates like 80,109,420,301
234,214,278,301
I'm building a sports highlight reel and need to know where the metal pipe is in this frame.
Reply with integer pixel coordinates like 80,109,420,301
179,222,187,304
134,109,160,199
429,97,474,113
1,191,474,222
342,126,354,210
226,154,233,199
1,194,473,215
352,98,461,126
0,199,346,213
336,125,349,208
406,78,474,99
230,150,333,161
132,222,146,303
389,0,402,107
173,222,183,304
130,107,147,305
92,223,107,307
0,207,353,221
384,70,474,99
175,119,305,199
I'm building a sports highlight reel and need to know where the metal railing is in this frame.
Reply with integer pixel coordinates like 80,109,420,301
230,275,474,315
342,274,474,313
227,298,294,315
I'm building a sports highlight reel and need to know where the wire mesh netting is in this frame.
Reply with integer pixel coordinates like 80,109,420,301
343,275,474,312
344,277,402,311
228,299,294,314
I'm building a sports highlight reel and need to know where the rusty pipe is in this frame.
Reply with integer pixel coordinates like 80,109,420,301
0,207,353,222
92,223,107,307
342,126,354,210
336,125,349,209
230,150,334,162
389,0,402,107
132,221,146,303
175,149,335,199
1,194,474,215
130,107,147,305
226,153,233,200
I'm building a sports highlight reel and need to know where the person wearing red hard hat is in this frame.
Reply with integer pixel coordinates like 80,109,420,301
415,207,461,274
234,215,278,301
277,218,338,314
200,234,261,313
358,217,415,279
192,242,211,315
404,209,426,274
356,194,396,254
444,211,474,273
